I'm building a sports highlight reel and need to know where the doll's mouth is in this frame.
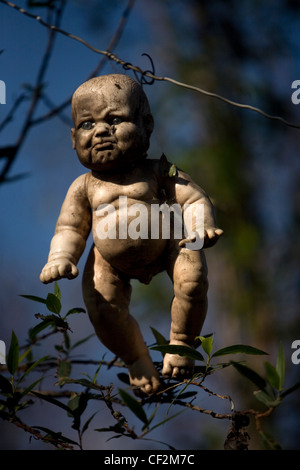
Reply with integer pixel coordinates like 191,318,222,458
93,140,115,151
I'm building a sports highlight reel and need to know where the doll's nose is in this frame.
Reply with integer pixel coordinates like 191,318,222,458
95,122,110,136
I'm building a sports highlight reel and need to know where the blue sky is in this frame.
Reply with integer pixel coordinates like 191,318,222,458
0,0,197,450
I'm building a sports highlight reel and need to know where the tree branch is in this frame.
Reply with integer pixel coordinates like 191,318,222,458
0,0,136,184
29,0,136,127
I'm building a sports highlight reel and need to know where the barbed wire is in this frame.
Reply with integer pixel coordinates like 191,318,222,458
1,0,300,129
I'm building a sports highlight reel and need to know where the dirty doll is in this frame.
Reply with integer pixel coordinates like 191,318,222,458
40,74,223,395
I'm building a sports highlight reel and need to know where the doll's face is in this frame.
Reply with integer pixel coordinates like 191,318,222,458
71,76,153,172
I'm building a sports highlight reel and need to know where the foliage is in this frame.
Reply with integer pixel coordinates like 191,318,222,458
0,284,299,450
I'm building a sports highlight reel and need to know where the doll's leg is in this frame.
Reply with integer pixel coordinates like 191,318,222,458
82,245,161,395
163,246,208,378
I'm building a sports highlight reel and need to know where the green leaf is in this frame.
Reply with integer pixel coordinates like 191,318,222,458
212,344,268,358
118,389,148,425
254,390,280,408
69,393,89,431
95,420,126,435
231,361,267,391
150,327,168,346
7,331,19,375
276,342,285,390
37,314,68,330
63,332,71,351
168,164,177,177
32,426,78,446
201,336,213,356
259,431,282,450
20,377,44,398
82,411,98,436
92,361,103,384
20,294,46,304
150,410,185,432
18,346,32,365
150,344,204,362
68,393,81,414
57,360,71,379
56,377,104,392
264,361,280,390
65,307,86,317
54,282,61,300
70,334,95,351
150,327,169,358
29,319,54,339
165,374,198,415
17,355,50,385
46,293,62,315
31,391,71,413
145,404,159,428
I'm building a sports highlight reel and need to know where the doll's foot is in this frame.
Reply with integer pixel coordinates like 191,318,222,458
128,354,162,396
162,352,195,379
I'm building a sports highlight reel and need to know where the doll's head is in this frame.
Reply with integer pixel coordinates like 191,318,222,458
71,74,154,171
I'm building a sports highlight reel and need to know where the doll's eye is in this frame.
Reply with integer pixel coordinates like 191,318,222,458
81,121,94,130
111,117,123,125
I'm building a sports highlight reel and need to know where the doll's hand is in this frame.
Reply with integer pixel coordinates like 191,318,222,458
40,258,79,284
204,227,223,248
179,227,223,249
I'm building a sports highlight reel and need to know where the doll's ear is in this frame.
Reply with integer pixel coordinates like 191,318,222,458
144,113,154,137
71,128,76,149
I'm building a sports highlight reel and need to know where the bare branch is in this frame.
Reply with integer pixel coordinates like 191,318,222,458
0,410,75,449
29,0,136,127
0,93,28,132
0,0,65,183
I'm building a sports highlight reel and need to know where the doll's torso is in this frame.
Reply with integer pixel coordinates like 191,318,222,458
86,159,169,280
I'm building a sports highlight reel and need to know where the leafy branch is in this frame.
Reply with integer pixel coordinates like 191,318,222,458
1,283,299,450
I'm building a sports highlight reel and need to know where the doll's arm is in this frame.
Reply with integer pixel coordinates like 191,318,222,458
161,160,223,249
40,174,92,284
179,175,223,248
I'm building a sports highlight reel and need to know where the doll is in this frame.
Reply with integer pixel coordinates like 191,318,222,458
40,74,223,395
